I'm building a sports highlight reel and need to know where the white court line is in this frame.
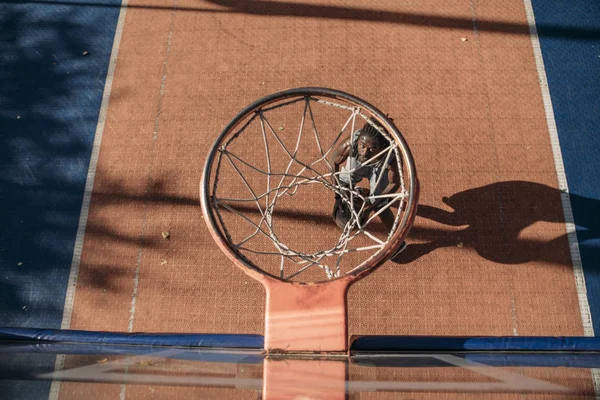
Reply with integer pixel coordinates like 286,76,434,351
521,0,600,396
348,354,570,393
42,352,569,394
42,349,263,390
50,2,129,400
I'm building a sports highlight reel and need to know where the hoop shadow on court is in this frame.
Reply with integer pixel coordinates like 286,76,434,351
392,180,600,266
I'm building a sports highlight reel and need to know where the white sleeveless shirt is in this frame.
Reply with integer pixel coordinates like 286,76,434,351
338,130,392,204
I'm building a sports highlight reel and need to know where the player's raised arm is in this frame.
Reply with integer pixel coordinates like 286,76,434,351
328,138,352,173
380,161,401,198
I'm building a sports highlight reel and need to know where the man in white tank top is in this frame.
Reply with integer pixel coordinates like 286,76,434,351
328,119,398,222
329,118,407,256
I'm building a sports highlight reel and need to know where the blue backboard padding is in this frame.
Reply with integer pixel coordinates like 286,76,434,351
353,353,600,368
0,342,265,365
0,327,264,348
351,336,600,351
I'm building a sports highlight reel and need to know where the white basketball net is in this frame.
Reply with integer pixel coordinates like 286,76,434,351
212,96,410,280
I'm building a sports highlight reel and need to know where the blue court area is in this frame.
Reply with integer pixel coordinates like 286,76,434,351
0,0,121,328
0,1,121,398
530,0,600,334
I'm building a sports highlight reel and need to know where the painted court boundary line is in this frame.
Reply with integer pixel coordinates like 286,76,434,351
522,0,600,395
49,1,129,400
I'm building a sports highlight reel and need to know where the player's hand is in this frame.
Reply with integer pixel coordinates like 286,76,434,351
355,187,369,198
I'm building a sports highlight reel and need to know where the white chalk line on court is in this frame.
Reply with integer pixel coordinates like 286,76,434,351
50,2,130,400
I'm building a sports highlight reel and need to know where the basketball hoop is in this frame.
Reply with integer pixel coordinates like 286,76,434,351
201,88,419,353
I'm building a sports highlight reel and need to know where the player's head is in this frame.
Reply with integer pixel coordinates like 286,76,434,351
356,119,388,162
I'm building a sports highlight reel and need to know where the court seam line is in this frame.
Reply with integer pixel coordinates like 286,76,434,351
522,0,600,395
120,2,179,399
469,0,523,338
125,0,178,333
49,2,129,400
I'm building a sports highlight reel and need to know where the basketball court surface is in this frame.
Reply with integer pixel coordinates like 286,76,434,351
1,0,599,398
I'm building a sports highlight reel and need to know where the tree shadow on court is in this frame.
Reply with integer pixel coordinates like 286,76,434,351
392,181,600,266
0,4,121,399
204,0,600,40
0,0,138,335
1,0,599,40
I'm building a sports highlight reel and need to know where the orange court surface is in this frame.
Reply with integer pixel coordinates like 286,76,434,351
75,0,581,340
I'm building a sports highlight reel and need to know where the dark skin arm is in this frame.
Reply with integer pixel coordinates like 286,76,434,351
365,162,401,213
328,138,352,175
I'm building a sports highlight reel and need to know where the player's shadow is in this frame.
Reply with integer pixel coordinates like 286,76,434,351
392,181,600,265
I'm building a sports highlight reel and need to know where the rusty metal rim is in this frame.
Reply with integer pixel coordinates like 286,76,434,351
200,87,419,285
